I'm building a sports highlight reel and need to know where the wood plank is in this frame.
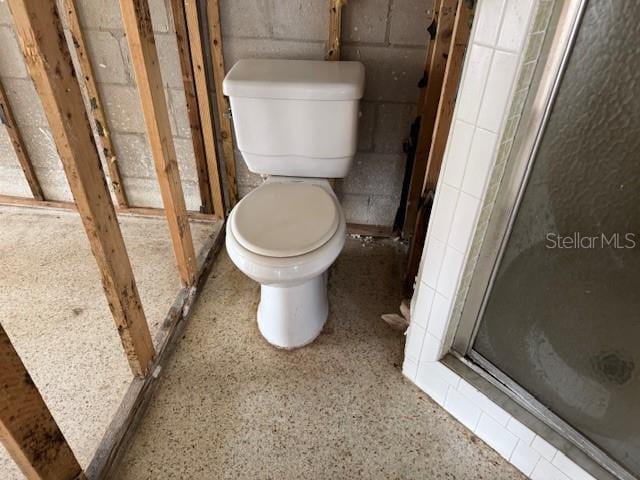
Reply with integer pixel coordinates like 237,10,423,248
0,78,44,200
168,0,215,214
325,0,347,61
405,0,473,290
7,0,155,376
0,324,83,480
346,223,394,238
60,0,128,208
85,223,226,480
206,0,237,208
402,0,457,238
182,0,226,218
119,0,198,286
0,194,217,223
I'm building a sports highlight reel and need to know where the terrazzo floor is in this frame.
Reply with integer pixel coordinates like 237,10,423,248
0,206,219,479
113,238,524,479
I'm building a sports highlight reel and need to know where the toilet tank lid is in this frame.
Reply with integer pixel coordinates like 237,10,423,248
223,59,365,101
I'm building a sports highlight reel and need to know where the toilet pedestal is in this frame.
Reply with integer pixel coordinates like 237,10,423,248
257,273,328,349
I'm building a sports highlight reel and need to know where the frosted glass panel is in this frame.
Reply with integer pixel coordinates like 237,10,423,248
473,1,640,476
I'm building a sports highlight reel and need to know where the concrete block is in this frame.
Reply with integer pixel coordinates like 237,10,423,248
121,176,163,209
150,0,171,33
220,0,272,38
181,179,202,212
155,33,184,89
20,126,63,172
0,78,48,127
0,1,11,25
272,0,327,41
36,169,73,202
0,164,32,197
338,152,405,197
389,0,433,46
75,0,122,30
235,153,262,197
342,0,389,44
75,0,169,32
223,38,324,68
167,88,191,138
85,30,129,84
368,194,400,226
112,132,198,183
342,45,425,102
174,137,198,182
0,126,18,165
357,101,377,151
100,84,146,133
111,132,155,178
337,192,371,225
121,176,201,211
373,102,415,153
0,27,28,78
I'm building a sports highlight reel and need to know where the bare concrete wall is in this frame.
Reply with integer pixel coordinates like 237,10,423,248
222,0,431,226
0,0,203,210
0,0,431,226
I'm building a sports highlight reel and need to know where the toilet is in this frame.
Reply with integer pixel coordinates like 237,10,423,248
223,58,365,349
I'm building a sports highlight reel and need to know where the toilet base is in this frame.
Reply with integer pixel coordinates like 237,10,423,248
257,273,328,349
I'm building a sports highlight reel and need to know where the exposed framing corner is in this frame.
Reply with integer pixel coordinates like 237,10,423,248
85,223,226,480
61,0,129,208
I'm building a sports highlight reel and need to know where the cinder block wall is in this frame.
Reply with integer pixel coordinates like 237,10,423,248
0,0,431,227
0,0,203,210
223,0,431,226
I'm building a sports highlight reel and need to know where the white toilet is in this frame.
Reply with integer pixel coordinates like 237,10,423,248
223,58,365,349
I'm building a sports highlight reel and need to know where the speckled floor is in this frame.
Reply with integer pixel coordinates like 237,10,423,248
114,238,524,479
0,206,218,479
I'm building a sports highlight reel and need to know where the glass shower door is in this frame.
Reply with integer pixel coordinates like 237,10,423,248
469,1,640,477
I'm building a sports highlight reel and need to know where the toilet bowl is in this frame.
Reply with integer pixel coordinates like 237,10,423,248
226,177,346,348
222,58,364,349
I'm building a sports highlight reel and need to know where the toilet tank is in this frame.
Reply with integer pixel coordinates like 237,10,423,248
223,59,365,178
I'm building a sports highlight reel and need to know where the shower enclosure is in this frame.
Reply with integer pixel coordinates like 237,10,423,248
452,1,639,479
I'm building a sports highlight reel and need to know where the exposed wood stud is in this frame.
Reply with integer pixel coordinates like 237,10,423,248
86,225,226,480
182,0,226,218
0,194,217,223
0,324,83,480
0,78,44,200
325,0,347,61
119,0,198,286
168,0,214,214
402,0,458,238
7,0,155,376
405,0,474,290
61,0,129,208
207,0,237,208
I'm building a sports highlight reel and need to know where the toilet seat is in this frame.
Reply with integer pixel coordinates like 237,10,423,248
231,181,339,258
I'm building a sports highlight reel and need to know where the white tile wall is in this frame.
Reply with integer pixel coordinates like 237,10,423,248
401,1,600,479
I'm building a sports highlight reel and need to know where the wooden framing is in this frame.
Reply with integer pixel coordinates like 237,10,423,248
207,0,237,208
325,0,347,61
405,0,474,289
7,0,155,377
86,224,225,480
402,0,458,238
0,194,217,223
0,78,44,200
169,0,215,215
119,0,198,286
181,0,226,217
60,0,128,208
0,324,83,480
